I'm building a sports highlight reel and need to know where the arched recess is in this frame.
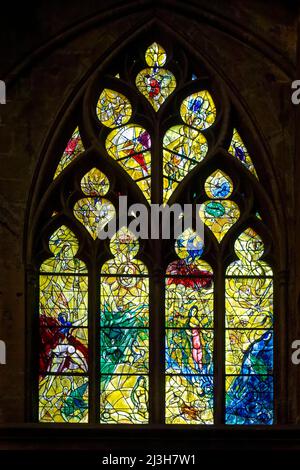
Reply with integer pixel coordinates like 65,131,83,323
24,22,287,425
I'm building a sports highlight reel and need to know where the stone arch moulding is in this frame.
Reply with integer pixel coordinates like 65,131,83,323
24,20,288,425
5,0,293,85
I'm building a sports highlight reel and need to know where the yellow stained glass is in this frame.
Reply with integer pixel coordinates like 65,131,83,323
145,42,167,67
106,125,151,159
165,375,213,424
228,129,258,177
80,168,109,196
39,224,89,423
54,127,84,179
39,274,88,326
105,125,151,201
226,277,273,329
162,125,208,203
225,329,272,375
180,91,216,129
199,199,240,242
96,88,132,128
40,225,86,273
199,171,239,242
165,228,214,424
136,43,176,111
163,125,208,160
205,170,233,199
73,197,116,240
226,228,273,276
225,228,273,424
100,375,148,424
100,228,149,423
39,375,88,423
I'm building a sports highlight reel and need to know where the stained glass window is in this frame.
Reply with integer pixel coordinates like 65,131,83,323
136,42,176,111
199,170,240,242
162,91,216,203
35,39,275,426
105,125,151,201
73,168,115,239
39,226,89,423
228,129,257,178
100,228,149,423
165,229,214,424
54,127,84,178
96,89,132,128
225,229,273,424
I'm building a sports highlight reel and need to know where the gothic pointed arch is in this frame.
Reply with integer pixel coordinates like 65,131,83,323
25,24,284,425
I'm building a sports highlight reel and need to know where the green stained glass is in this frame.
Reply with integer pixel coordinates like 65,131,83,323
80,168,109,196
226,329,273,375
54,127,84,179
39,375,88,423
229,129,258,177
136,43,176,111
180,91,216,129
100,228,149,423
199,199,240,242
199,171,239,242
96,88,132,128
100,328,149,374
101,277,148,328
73,197,116,240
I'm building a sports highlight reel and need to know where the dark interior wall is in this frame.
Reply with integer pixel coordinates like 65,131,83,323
0,0,298,425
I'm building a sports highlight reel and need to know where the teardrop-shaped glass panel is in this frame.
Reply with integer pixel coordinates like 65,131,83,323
180,91,216,129
96,89,132,128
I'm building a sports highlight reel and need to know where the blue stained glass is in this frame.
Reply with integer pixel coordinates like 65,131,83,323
226,375,273,425
241,330,273,375
226,331,273,424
